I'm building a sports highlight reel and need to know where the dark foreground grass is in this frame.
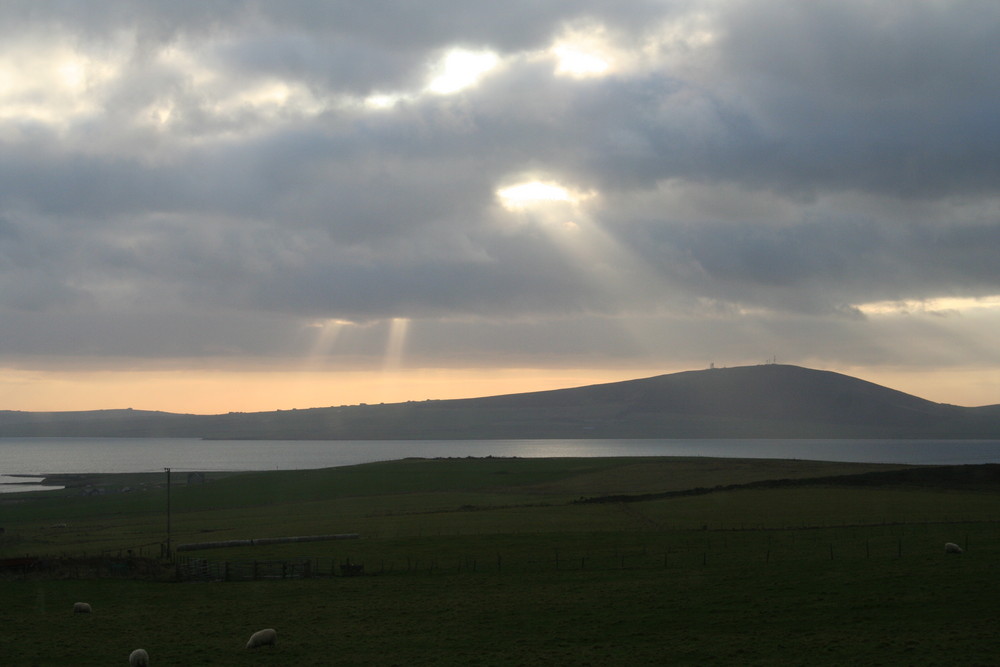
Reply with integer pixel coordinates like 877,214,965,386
3,456,1000,665
3,549,999,666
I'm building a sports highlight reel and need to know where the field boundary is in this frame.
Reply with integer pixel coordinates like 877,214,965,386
176,533,358,551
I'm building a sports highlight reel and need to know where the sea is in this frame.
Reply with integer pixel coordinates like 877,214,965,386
2,437,1000,493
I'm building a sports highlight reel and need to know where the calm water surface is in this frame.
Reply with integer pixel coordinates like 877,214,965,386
3,437,1000,493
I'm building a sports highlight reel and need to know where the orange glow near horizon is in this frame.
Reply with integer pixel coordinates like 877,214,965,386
0,366,659,415
1,364,998,415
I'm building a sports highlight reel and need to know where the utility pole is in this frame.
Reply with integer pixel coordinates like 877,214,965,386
165,467,172,559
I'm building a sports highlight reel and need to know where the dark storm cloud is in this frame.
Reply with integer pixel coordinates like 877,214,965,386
627,215,1000,315
704,0,1000,197
2,0,1000,370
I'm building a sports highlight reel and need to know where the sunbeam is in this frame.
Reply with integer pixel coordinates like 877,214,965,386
496,177,669,356
303,318,350,367
383,317,411,371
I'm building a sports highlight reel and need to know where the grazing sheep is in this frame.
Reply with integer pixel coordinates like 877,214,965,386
129,648,149,666
73,602,92,613
945,542,964,554
246,628,277,649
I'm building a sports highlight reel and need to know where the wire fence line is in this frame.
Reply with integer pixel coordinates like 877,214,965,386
173,531,983,582
0,554,168,580
2,529,983,581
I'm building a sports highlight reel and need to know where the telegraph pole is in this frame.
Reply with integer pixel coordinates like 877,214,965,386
165,467,172,559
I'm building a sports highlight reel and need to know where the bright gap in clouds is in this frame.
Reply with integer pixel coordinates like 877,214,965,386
858,295,1000,316
549,22,614,78
426,49,499,94
363,93,402,110
0,42,120,125
552,45,610,77
497,181,577,209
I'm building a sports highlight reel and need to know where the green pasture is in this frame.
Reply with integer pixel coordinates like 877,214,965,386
2,456,1000,665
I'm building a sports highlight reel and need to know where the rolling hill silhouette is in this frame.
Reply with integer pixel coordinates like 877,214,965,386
2,365,999,439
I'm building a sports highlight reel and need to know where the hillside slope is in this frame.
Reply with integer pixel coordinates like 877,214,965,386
2,365,999,439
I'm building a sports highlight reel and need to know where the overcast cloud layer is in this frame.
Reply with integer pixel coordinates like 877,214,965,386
3,1,1000,404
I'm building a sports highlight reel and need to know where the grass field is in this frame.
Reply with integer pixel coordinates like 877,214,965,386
2,455,999,665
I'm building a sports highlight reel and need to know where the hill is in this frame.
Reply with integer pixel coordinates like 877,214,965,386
2,364,999,439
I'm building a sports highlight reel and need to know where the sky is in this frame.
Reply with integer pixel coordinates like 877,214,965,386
2,0,1000,414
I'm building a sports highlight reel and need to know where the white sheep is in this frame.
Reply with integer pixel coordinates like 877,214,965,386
246,628,277,649
129,648,149,666
945,542,964,554
73,602,92,613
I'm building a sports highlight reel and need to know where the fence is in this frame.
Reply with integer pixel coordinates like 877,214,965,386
176,555,379,581
0,555,168,580
174,530,981,582
177,557,313,581
8,521,990,582
175,533,358,552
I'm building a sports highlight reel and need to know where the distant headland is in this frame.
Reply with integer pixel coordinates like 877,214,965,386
2,364,999,440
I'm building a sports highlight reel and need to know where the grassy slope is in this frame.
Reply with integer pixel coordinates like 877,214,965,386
3,457,1000,665
1,457,925,549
